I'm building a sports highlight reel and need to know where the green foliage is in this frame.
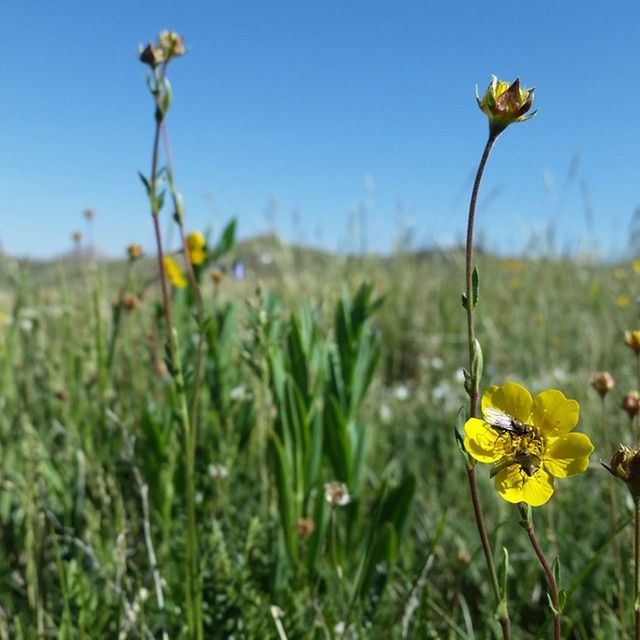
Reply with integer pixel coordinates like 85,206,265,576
1,245,640,638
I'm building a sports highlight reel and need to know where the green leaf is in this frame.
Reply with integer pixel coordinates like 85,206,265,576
323,397,352,484
377,473,416,535
500,547,510,607
287,315,310,405
213,218,237,258
269,434,298,563
138,172,151,196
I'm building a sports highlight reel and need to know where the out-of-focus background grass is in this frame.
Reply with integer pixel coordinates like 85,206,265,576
1,226,638,639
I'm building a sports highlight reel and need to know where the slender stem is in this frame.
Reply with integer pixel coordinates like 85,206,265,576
463,131,510,639
161,124,206,424
635,497,640,640
465,132,498,417
150,124,175,357
145,66,202,640
524,518,561,640
467,467,510,638
107,263,133,377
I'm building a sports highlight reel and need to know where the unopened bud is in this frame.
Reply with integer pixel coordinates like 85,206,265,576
120,292,140,311
127,243,143,261
604,444,640,499
622,391,640,419
295,518,316,539
476,76,537,136
625,330,640,355
591,372,615,399
158,30,186,59
140,43,165,68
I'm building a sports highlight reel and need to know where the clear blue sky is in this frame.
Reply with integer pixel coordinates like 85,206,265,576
2,1,640,258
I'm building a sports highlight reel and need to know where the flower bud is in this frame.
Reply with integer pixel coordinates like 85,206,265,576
622,391,640,419
139,43,165,68
295,518,316,538
127,243,143,261
604,444,640,499
158,30,186,59
324,481,351,508
625,330,640,355
120,292,140,311
476,76,537,136
591,372,615,399
211,268,224,284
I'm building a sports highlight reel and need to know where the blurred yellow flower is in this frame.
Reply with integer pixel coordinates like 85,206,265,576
617,294,631,309
464,381,593,507
633,260,640,274
163,255,187,288
476,76,537,135
186,231,207,266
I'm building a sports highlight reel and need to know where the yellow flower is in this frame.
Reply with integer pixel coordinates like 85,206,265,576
163,255,187,288
617,294,631,309
634,260,640,274
464,382,593,507
186,230,207,266
476,76,537,135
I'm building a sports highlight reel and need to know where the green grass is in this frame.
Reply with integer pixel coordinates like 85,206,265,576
0,240,638,639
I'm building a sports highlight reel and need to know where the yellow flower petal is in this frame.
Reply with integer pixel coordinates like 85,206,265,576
495,465,554,506
482,382,533,423
544,433,594,478
163,255,187,289
189,247,207,266
187,230,206,251
532,389,579,436
464,418,509,463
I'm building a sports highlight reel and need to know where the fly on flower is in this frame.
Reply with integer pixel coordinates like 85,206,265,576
483,406,533,438
464,381,594,506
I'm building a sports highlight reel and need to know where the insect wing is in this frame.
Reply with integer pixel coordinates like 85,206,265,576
484,407,518,433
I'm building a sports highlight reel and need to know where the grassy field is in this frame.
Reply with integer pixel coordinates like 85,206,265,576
2,30,638,640
0,236,638,639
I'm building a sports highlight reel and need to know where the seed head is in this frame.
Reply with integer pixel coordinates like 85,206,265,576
324,481,351,508
476,76,537,136
83,208,96,220
622,391,640,419
591,372,615,399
